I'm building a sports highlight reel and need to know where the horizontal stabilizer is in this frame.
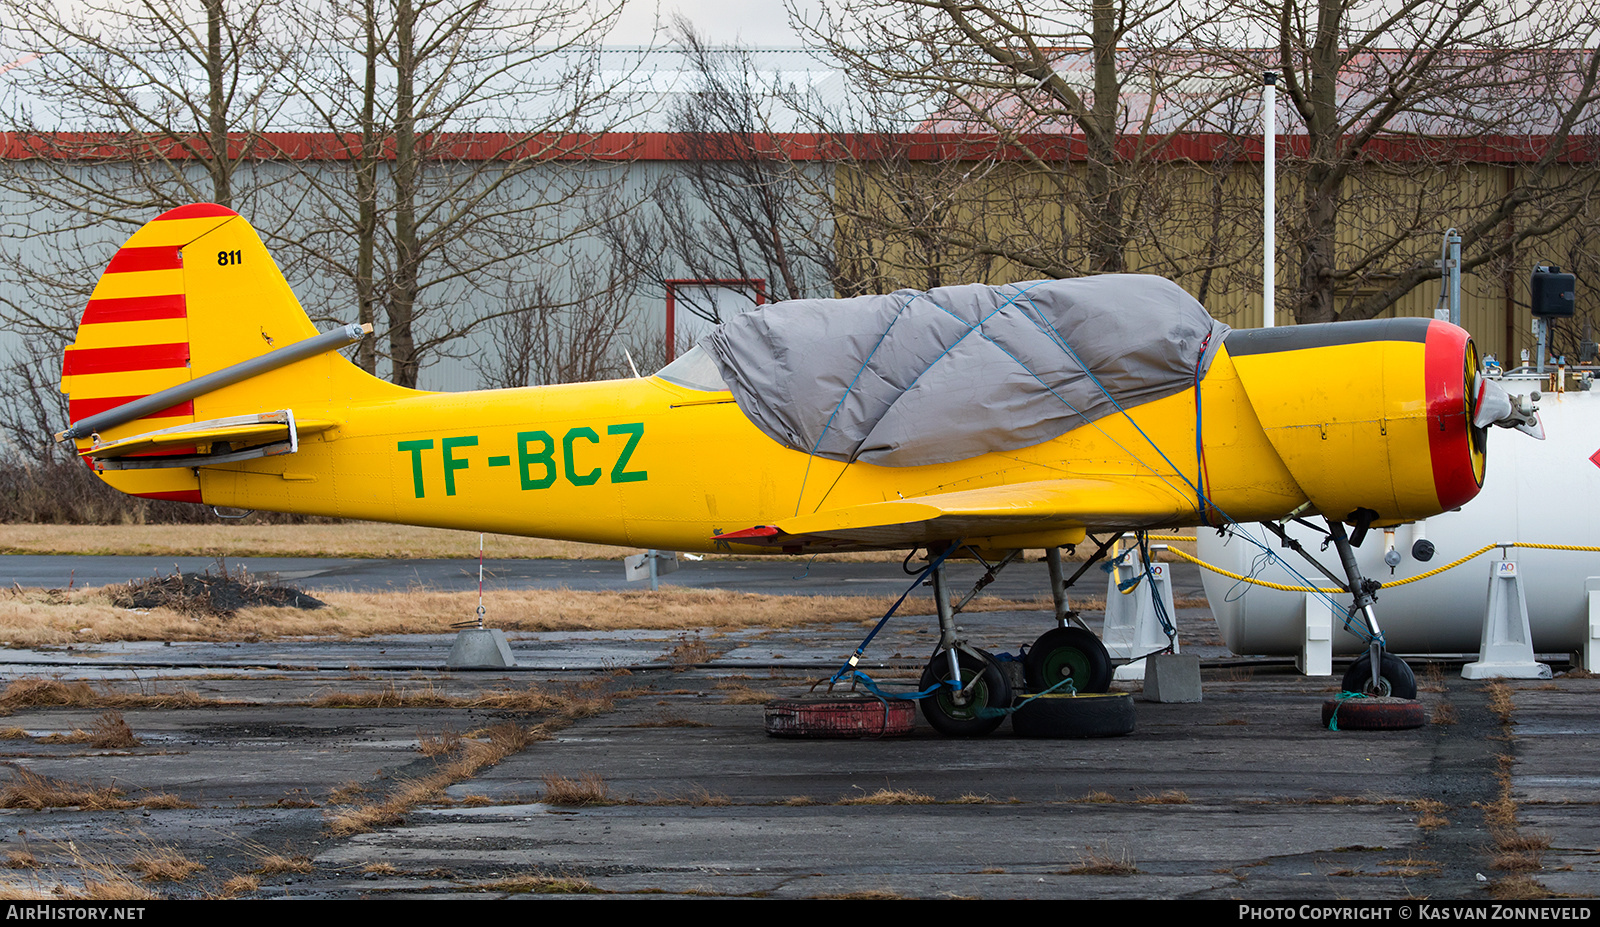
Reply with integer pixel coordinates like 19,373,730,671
85,410,334,471
720,478,1195,552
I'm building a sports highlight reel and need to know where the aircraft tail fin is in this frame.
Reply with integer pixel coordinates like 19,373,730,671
59,203,401,500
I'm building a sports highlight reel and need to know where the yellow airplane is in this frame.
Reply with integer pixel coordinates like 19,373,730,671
58,204,1540,735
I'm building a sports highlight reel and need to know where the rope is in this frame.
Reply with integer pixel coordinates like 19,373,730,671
1137,535,1600,593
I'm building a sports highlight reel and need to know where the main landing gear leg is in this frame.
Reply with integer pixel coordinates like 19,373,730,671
1022,543,1114,694
1325,518,1417,699
1262,517,1416,700
919,544,1010,736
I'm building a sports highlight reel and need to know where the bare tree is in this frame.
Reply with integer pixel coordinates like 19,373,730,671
0,0,292,340
1229,0,1600,325
472,252,636,389
596,21,841,354
279,0,641,388
0,0,293,467
795,0,1255,290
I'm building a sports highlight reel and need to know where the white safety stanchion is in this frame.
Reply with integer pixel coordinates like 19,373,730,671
1104,556,1178,681
1584,578,1600,672
1462,559,1551,679
1299,591,1333,677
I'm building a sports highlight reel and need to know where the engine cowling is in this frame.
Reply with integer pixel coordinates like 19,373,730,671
1225,318,1488,524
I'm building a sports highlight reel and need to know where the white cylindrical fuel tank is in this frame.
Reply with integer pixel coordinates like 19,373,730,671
1200,376,1600,655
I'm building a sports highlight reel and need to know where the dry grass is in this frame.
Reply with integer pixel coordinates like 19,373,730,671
1412,799,1450,830
312,681,562,713
1420,662,1449,694
1485,681,1516,724
1133,790,1190,805
1489,874,1555,899
0,728,29,740
0,769,134,810
663,633,714,667
217,875,259,898
1430,701,1459,725
713,683,774,705
254,854,312,875
417,727,464,757
812,889,907,900
1378,856,1443,877
625,713,710,729
540,772,614,806
1062,847,1139,876
1079,790,1118,804
327,722,538,836
0,678,215,711
89,712,140,748
4,851,38,869
0,582,1046,646
127,848,205,883
483,874,605,895
839,788,935,805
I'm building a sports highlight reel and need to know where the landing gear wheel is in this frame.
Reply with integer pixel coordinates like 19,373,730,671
1023,627,1113,694
1322,696,1425,731
1011,692,1135,738
919,649,1011,737
1341,652,1417,700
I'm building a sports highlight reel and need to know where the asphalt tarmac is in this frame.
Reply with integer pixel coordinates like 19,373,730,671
0,557,1593,901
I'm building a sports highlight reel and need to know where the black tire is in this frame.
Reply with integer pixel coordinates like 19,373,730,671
919,649,1011,737
1011,692,1135,738
1023,627,1113,694
1322,696,1425,731
1341,652,1418,700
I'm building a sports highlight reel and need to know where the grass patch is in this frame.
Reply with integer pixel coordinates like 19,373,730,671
217,875,259,898
541,772,614,807
839,788,934,805
484,874,604,895
0,769,133,810
254,854,312,875
0,583,1049,646
1134,790,1190,805
1412,799,1450,830
417,727,464,757
327,723,537,836
127,848,205,883
89,712,140,749
1062,847,1139,876
0,679,214,712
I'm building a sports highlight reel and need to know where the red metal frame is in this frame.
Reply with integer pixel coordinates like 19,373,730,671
663,278,767,362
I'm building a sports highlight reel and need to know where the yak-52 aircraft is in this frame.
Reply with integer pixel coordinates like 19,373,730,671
58,204,1542,734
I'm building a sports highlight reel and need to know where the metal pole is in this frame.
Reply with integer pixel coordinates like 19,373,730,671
1448,229,1462,326
1263,71,1278,329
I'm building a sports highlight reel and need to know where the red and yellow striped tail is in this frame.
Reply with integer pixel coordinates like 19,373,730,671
59,203,338,502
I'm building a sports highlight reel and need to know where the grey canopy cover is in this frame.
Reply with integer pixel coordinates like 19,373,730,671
704,275,1229,468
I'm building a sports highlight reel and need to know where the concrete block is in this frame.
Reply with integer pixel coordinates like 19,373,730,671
447,628,517,668
1143,652,1202,703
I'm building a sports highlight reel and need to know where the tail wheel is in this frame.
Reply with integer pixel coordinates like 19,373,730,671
1023,627,1113,694
919,649,1011,737
1341,652,1417,700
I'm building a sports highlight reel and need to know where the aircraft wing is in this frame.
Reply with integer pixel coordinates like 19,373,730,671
718,478,1196,552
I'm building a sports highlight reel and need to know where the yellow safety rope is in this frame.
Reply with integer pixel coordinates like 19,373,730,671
1141,534,1600,593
